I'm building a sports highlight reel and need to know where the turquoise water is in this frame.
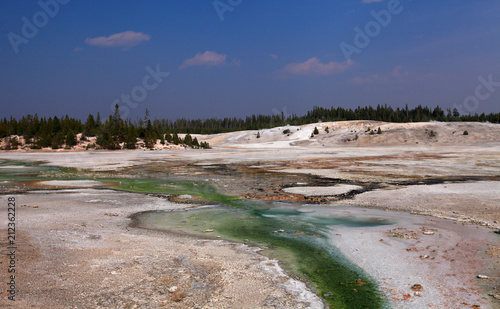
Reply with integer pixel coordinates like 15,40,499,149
136,200,392,308
1,160,391,307
0,160,63,177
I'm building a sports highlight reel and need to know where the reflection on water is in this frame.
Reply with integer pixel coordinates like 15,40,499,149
257,203,392,227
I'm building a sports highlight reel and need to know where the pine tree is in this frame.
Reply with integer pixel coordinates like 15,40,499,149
125,126,137,149
184,133,193,146
96,112,102,128
172,133,180,145
51,139,59,149
144,118,156,148
165,133,173,143
84,114,96,136
66,129,77,146
145,132,156,149
192,137,199,147
52,116,61,134
96,131,119,150
112,104,125,141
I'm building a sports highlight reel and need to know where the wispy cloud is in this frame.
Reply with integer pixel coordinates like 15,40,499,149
350,74,386,85
179,51,228,69
350,65,410,85
84,31,150,50
277,57,355,78
362,0,384,3
230,58,241,66
391,65,404,77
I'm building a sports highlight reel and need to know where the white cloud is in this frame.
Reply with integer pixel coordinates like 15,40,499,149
270,54,278,59
84,31,150,50
179,51,227,69
362,0,384,3
281,57,355,77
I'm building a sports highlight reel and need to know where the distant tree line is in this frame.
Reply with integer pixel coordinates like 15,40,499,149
0,104,498,150
0,105,209,150
148,104,500,134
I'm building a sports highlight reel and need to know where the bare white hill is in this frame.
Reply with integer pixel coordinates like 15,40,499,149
193,121,500,148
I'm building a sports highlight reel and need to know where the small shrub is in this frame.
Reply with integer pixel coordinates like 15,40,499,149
354,134,359,140
10,137,19,150
283,129,290,134
256,132,261,138
200,141,210,149
429,130,437,137
377,127,382,134
325,127,329,133
313,127,319,135
463,130,469,135
171,290,186,302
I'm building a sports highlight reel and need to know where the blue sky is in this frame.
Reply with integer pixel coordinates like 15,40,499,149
1,0,499,120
